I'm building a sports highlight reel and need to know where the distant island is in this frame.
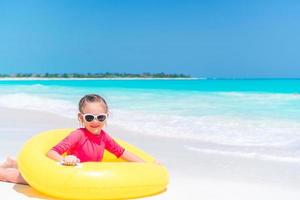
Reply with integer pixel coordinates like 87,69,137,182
0,72,191,79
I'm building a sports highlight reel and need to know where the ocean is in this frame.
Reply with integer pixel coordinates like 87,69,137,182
1,79,300,162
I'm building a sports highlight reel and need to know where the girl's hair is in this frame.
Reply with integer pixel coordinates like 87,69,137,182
78,94,108,113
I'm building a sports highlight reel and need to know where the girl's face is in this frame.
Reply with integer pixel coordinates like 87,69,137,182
78,102,107,135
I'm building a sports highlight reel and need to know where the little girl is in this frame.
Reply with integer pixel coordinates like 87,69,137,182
0,94,144,184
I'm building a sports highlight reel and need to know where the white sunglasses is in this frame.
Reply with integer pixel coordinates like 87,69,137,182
81,113,107,122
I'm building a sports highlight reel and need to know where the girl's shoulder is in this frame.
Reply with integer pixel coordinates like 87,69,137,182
100,129,114,141
70,128,86,135
66,128,85,140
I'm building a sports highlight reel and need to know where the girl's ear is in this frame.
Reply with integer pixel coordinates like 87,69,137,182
78,113,84,127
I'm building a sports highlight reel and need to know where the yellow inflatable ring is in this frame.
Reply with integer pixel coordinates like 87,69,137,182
17,128,169,200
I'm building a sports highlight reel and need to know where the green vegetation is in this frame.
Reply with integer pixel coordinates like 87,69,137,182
0,72,191,78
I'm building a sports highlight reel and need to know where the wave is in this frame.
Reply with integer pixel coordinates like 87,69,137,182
0,93,76,118
0,91,300,153
185,145,300,163
109,109,300,147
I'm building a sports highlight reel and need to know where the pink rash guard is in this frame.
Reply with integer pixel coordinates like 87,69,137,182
51,128,125,162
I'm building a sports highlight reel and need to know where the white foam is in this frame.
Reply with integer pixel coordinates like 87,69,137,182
0,93,76,118
109,109,300,146
1,92,300,147
185,146,300,163
1,90,300,161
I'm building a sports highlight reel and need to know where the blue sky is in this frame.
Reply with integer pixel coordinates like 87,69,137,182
0,0,299,78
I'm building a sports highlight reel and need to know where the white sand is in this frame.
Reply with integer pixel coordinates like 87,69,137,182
0,107,300,200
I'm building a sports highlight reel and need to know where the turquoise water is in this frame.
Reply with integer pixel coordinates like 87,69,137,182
1,79,300,161
1,79,300,118
1,79,300,93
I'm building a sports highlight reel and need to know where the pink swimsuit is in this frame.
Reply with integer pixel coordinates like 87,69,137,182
51,128,125,162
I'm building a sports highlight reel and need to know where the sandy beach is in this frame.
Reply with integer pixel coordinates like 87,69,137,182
1,107,300,200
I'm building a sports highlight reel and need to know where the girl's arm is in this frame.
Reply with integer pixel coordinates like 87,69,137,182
47,150,64,162
47,150,80,165
120,150,145,162
48,131,82,165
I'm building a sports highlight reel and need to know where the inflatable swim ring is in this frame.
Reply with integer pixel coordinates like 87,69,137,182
17,128,169,200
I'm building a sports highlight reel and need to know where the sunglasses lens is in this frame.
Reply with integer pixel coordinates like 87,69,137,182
97,115,107,122
84,115,94,122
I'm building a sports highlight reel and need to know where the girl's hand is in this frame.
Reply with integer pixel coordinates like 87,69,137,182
63,155,80,166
